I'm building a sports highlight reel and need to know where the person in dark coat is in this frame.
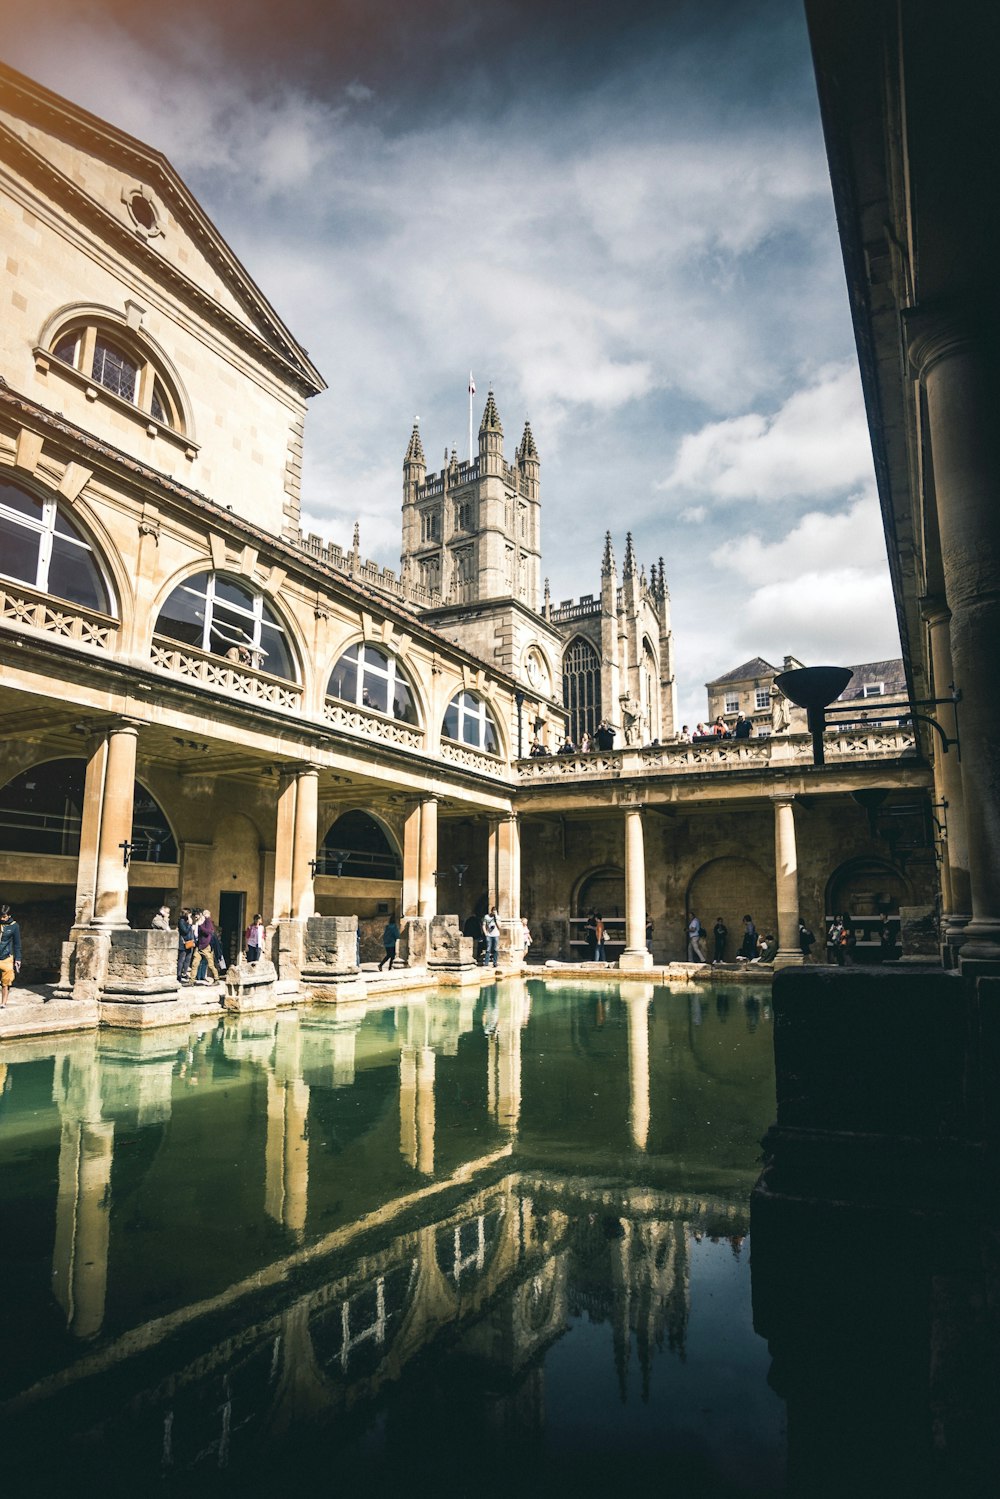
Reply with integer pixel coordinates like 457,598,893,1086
378,918,401,970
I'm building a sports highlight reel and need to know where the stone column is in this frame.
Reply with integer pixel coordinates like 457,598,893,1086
497,813,521,961
73,732,109,927
620,806,652,970
271,770,298,923
486,817,499,913
907,310,1000,964
418,796,438,918
92,720,139,928
290,765,319,919
772,795,803,968
402,800,421,918
922,598,971,949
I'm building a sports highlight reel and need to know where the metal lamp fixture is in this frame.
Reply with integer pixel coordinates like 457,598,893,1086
774,665,853,766
453,862,468,888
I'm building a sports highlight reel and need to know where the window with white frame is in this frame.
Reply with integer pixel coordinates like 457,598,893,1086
155,571,294,679
754,688,770,711
0,477,109,612
724,694,740,714
442,690,499,754
328,643,418,724
862,683,885,697
50,321,182,430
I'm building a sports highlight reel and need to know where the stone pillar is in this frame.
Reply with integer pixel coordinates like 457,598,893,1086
73,732,109,926
623,982,653,1151
907,310,1000,964
290,766,319,919
773,795,803,968
922,599,971,950
418,796,438,918
620,807,652,970
497,813,521,962
92,721,139,928
271,770,298,923
486,817,499,913
402,800,421,917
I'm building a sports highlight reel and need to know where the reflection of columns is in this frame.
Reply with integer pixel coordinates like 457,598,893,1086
773,796,803,967
399,1045,417,1168
265,1074,310,1237
416,1045,436,1175
923,599,971,943
497,814,521,960
907,311,1000,961
489,980,526,1134
398,1024,436,1176
73,733,109,926
620,807,652,969
52,1044,113,1340
290,766,319,919
418,797,438,918
93,721,139,927
622,983,652,1151
402,800,421,917
271,770,298,922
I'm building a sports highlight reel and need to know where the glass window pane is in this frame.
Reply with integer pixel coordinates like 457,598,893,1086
462,713,480,747
92,339,137,402
443,702,459,740
258,622,294,680
0,513,41,586
213,576,256,611
461,691,478,713
53,331,79,367
362,671,389,713
0,481,44,522
483,715,498,754
211,601,256,653
393,678,417,725
329,654,358,702
157,582,206,648
48,534,107,611
362,644,389,671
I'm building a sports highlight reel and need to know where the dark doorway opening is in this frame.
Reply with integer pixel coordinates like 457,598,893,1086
218,890,246,967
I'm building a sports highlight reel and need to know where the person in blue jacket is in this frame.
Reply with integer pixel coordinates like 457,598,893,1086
0,904,23,1007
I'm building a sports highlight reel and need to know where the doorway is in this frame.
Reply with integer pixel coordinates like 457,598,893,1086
218,890,246,966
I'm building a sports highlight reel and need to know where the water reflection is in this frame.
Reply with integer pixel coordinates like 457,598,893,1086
0,980,781,1494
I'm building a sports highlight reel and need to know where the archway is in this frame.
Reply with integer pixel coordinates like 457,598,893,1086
320,810,401,881
686,856,774,963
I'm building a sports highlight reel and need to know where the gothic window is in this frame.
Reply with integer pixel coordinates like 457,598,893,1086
419,556,440,591
0,758,176,861
452,544,475,603
420,507,441,543
49,318,183,431
456,499,474,531
442,691,499,754
156,571,295,679
562,636,601,744
0,477,109,612
643,638,658,734
327,643,418,724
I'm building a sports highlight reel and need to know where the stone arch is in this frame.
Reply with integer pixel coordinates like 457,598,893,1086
148,564,308,689
323,632,426,732
320,809,402,881
574,864,626,919
0,463,127,626
686,855,774,961
0,755,178,861
825,855,912,920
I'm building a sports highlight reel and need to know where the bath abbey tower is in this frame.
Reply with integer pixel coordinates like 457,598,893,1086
400,394,677,748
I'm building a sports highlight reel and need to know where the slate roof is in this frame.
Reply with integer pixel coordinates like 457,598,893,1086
838,659,907,700
706,656,778,687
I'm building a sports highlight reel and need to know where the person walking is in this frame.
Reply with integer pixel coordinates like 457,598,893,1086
193,908,219,985
0,904,22,1007
177,907,196,983
245,913,266,963
738,914,758,961
481,908,500,966
687,913,708,963
378,917,400,970
798,919,816,961
713,916,728,964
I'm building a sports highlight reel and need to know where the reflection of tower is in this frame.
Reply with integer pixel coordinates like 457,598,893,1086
621,982,653,1151
608,1215,691,1402
51,1036,114,1340
265,1013,310,1237
399,1044,436,1175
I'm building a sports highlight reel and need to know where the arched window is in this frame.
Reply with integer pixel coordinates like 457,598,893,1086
443,691,499,754
642,638,658,735
49,318,183,431
0,759,176,861
155,572,295,680
319,810,401,880
327,643,418,724
0,477,109,612
563,636,601,744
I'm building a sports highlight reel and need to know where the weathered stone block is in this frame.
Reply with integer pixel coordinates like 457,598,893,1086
899,905,938,959
302,915,358,975
401,917,427,966
223,956,279,1013
103,928,177,997
427,915,475,971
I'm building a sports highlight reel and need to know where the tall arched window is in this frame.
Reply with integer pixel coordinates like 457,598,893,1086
443,691,499,754
320,810,401,879
642,638,658,737
327,643,418,724
563,636,601,744
49,318,184,431
0,477,109,612
0,759,176,861
155,572,295,680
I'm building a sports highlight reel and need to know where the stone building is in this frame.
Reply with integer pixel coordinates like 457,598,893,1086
0,60,937,1034
706,653,907,735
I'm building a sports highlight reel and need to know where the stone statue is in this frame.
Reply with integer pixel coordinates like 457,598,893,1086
770,681,790,735
620,695,641,746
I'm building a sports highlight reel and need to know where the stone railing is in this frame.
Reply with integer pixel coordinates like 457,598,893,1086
516,727,917,782
323,699,423,750
0,580,118,650
439,739,508,777
150,637,304,710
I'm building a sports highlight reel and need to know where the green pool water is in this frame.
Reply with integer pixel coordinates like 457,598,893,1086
0,978,784,1496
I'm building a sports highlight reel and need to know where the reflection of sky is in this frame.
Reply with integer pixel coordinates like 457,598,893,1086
543,1238,784,1495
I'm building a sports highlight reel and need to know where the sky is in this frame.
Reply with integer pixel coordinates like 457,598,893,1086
1,0,901,727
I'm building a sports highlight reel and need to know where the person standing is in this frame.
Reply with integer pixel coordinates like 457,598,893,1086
645,913,654,953
481,908,500,967
713,916,728,964
151,904,171,931
738,914,758,960
0,904,22,1007
193,908,219,985
177,907,195,983
798,919,815,961
687,913,707,962
593,912,607,962
378,917,400,970
245,913,266,963
734,713,753,740
521,915,532,959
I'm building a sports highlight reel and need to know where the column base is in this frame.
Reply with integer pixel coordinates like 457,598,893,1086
619,948,653,971
773,949,805,969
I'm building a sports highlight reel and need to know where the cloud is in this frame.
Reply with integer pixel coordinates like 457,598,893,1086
679,505,707,524
661,365,874,502
713,492,886,580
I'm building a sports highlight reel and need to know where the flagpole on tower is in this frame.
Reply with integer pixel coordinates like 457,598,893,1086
468,371,476,465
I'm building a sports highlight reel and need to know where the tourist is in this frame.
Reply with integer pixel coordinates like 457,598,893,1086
678,725,692,743
481,908,500,966
579,732,592,753
593,911,607,961
687,913,708,962
584,909,597,958
737,914,757,961
378,916,400,970
645,913,654,952
693,722,709,740
177,908,195,982
245,913,266,963
557,736,575,755
193,908,219,985
734,713,753,740
521,915,532,958
595,720,616,751
798,919,816,960
151,904,171,931
750,933,778,964
529,737,549,757
713,916,728,963
0,904,22,1007
712,716,728,737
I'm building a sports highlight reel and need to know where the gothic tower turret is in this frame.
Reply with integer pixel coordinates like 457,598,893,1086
401,421,426,575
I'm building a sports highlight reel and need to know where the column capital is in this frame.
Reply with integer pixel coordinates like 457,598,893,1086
919,593,951,626
770,791,796,807
904,305,981,382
